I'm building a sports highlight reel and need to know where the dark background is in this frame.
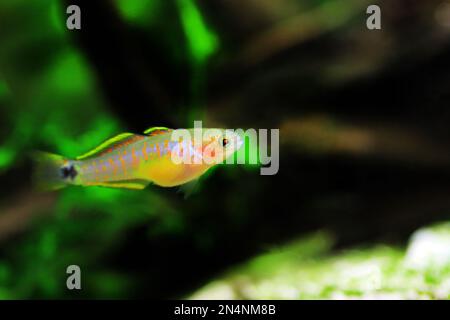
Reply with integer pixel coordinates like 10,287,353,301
0,0,449,299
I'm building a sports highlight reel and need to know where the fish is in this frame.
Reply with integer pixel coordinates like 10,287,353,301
33,127,243,190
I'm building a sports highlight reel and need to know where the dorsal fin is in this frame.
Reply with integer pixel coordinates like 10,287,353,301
143,126,171,136
76,133,143,160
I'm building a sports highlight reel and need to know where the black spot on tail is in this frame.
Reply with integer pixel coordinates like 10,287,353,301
61,165,77,180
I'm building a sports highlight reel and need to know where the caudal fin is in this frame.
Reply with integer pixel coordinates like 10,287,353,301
32,151,69,191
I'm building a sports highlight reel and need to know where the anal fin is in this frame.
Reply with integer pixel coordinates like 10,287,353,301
86,179,150,190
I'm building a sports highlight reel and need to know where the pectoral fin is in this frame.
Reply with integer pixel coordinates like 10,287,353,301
178,179,201,199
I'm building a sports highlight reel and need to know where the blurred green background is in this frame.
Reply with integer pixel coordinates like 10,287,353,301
0,0,450,299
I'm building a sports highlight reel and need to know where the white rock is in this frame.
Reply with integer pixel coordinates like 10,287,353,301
404,223,450,270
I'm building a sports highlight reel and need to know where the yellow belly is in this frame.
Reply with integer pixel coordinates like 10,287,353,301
141,155,211,187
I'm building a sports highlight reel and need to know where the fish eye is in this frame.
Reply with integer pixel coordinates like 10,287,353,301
222,138,229,147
